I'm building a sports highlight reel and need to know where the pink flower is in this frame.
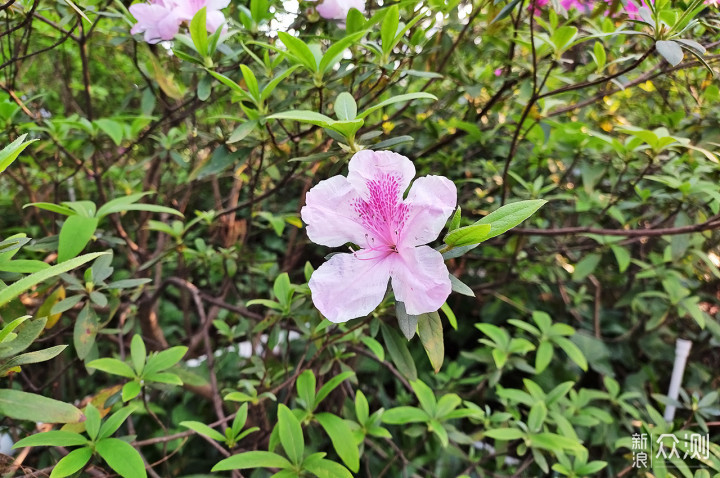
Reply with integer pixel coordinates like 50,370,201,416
130,1,182,44
311,0,366,26
301,151,457,323
129,0,229,44
174,0,230,33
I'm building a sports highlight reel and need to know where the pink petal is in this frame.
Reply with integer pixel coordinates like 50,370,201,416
301,175,368,247
205,10,226,32
309,253,391,322
316,0,345,19
400,175,457,247
390,246,452,315
347,150,416,198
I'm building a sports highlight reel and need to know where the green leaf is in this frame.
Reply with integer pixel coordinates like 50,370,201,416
144,346,187,375
360,336,384,361
315,371,354,407
0,317,46,359
355,390,369,423
417,311,444,373
228,120,258,144
0,390,83,423
49,446,92,478
610,245,630,273
490,0,522,24
0,252,108,307
410,380,437,416
535,340,553,373
58,215,98,263
527,402,547,433
0,134,37,174
444,224,492,248
395,302,417,340
449,275,474,297
86,358,136,378
84,404,101,441
296,370,316,411
180,421,225,442
380,323,417,381
24,202,76,216
484,428,525,440
656,40,684,66
0,345,66,371
240,65,260,101
94,119,124,146
302,455,353,478
98,406,137,440
315,413,360,472
356,92,437,120
130,335,146,375
14,430,88,448
143,372,183,385
74,305,98,360
278,404,304,465
553,336,588,371
277,32,317,71
382,406,429,424
212,451,293,471
334,92,357,121
190,7,209,57
381,5,400,55
122,381,141,401
273,272,292,307
572,253,601,281
440,302,458,330
268,110,334,128
95,438,147,478
476,200,546,239
318,31,366,74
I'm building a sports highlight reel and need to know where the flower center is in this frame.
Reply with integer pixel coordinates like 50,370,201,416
353,173,409,258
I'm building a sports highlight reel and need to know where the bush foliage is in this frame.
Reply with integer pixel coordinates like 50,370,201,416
1,0,720,477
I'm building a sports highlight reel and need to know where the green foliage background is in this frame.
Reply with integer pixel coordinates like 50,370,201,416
1,0,720,476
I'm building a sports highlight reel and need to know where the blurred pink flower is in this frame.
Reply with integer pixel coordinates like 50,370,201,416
706,0,719,5
494,68,503,76
311,0,366,27
129,0,229,44
130,1,182,43
301,150,457,323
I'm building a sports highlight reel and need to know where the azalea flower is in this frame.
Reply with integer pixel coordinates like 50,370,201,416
310,0,366,27
129,0,229,44
301,150,457,323
129,1,182,44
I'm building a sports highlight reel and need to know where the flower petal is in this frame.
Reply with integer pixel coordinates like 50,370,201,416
400,175,457,247
309,253,391,323
301,175,368,247
347,150,416,198
390,246,451,315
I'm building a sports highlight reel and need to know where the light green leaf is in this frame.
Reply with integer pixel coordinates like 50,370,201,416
0,134,37,174
315,413,359,472
0,252,108,307
278,404,304,465
86,358,136,378
95,438,147,478
58,215,98,263
212,451,292,471
382,406,429,424
130,335,146,375
334,92,357,121
49,446,92,478
180,421,225,442
444,223,492,247
476,200,547,240
14,430,88,448
356,92,437,120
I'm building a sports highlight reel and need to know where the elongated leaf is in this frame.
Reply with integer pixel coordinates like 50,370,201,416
417,311,444,373
382,406,429,424
476,200,546,239
180,421,225,441
0,390,84,423
296,370,316,411
444,224,492,247
98,406,137,440
268,110,334,127
334,92,357,121
14,430,88,448
74,305,98,360
303,456,353,478
318,31,366,74
86,358,136,378
1,345,66,369
58,215,98,263
277,404,304,465
656,40,684,66
50,446,92,478
277,32,317,71
315,412,359,472
395,302,417,340
315,371,355,406
24,202,76,216
144,346,187,375
212,451,292,471
95,438,147,478
0,135,37,174
380,323,417,381
0,317,46,359
190,7,209,56
0,252,108,307
356,92,437,120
